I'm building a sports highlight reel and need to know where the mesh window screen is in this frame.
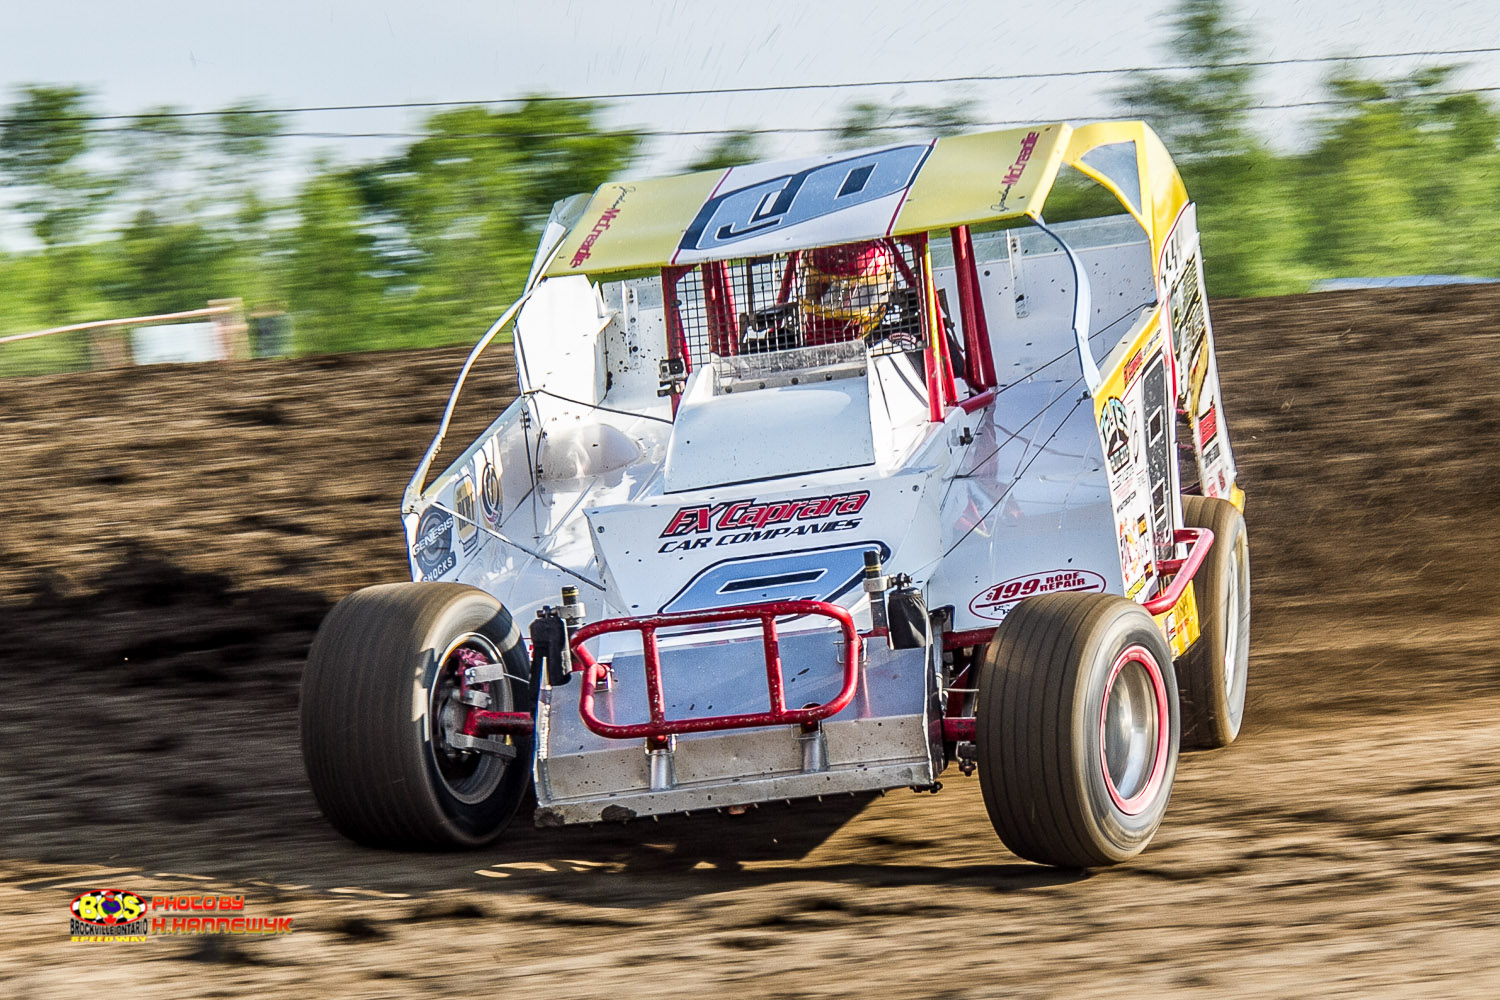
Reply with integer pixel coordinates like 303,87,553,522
669,241,927,371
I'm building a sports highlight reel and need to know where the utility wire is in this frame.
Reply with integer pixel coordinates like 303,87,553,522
5,45,1500,127
81,84,1500,142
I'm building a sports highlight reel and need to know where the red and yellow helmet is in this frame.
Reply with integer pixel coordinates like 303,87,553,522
800,241,896,345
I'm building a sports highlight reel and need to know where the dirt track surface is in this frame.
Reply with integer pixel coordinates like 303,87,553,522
4,286,1500,997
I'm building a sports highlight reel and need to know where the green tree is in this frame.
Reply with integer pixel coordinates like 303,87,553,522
686,130,764,172
207,102,285,233
94,100,291,317
832,97,977,149
1295,66,1500,279
1113,0,1258,160
110,108,195,224
283,98,638,352
1110,0,1316,294
0,85,115,247
350,99,639,345
287,164,391,354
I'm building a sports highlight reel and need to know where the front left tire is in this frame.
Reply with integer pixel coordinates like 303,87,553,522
300,583,534,849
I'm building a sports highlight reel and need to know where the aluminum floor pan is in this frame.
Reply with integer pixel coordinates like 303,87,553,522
534,630,940,824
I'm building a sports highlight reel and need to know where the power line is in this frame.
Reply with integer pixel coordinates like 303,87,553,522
85,84,1500,142
6,45,1500,127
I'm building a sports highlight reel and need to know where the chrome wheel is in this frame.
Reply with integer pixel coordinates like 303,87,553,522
1099,645,1171,815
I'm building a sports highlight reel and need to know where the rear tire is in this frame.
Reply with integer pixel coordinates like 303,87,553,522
1177,496,1251,749
300,583,534,849
975,594,1179,868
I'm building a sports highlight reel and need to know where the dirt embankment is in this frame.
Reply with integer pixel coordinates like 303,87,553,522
3,286,1500,998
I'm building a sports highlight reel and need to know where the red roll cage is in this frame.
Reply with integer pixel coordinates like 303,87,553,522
660,227,999,422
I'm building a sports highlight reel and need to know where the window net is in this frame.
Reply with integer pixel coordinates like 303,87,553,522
668,241,927,374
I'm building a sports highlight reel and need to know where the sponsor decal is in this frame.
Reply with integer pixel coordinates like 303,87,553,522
69,890,293,943
1099,396,1130,474
1119,516,1151,597
969,570,1107,621
993,130,1041,211
661,541,889,615
480,460,503,525
659,490,870,551
1160,223,1183,276
1198,405,1218,447
413,506,457,579
455,474,479,554
1142,357,1173,561
678,145,930,255
570,186,632,268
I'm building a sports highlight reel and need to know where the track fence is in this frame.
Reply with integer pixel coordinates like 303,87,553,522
0,299,291,378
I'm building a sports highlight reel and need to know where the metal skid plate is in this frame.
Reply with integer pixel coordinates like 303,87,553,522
533,627,941,824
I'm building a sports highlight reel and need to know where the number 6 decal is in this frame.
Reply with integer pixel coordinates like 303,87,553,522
661,541,890,616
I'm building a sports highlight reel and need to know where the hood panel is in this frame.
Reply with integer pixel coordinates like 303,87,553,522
586,470,939,619
662,372,875,493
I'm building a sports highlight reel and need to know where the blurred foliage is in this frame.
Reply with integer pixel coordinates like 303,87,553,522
1114,0,1500,297
1292,65,1500,281
307,100,639,354
0,95,638,364
0,86,116,248
1112,0,1257,161
832,97,979,149
685,131,766,173
1,1,1499,372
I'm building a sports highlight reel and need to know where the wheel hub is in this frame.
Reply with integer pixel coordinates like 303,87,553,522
1099,645,1170,815
429,633,513,806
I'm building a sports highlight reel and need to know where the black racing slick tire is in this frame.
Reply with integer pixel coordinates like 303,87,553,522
299,583,534,850
975,594,1180,868
1177,496,1251,750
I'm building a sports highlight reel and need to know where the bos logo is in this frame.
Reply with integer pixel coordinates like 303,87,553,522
71,889,148,926
679,145,931,255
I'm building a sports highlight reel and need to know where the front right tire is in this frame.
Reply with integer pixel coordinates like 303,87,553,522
975,593,1180,868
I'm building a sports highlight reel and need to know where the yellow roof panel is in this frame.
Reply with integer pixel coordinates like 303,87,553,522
546,124,1078,277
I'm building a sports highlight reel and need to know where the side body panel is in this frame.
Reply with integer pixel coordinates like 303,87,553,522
929,217,1156,633
1159,203,1239,499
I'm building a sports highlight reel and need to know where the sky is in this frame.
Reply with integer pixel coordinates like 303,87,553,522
2,0,1499,174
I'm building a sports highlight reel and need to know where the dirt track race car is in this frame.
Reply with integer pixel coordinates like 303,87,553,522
299,120,1252,868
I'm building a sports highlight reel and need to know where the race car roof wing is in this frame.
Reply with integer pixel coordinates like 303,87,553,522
543,121,1189,281
410,122,1195,501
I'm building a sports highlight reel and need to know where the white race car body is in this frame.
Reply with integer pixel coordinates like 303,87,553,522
397,122,1241,824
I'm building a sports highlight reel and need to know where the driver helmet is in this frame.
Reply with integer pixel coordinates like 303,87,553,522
800,240,897,345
